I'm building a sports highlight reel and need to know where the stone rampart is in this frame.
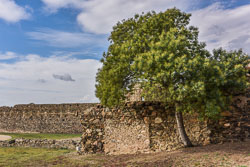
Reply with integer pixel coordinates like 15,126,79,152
0,103,97,134
79,88,250,155
0,89,249,155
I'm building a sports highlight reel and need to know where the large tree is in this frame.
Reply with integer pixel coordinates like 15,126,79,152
95,8,249,147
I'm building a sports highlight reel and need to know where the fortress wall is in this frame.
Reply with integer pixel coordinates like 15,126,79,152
79,88,250,155
0,89,248,155
0,103,97,134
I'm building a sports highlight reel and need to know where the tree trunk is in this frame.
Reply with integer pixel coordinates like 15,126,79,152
175,111,193,147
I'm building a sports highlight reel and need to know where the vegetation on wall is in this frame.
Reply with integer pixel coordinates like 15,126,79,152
95,8,249,147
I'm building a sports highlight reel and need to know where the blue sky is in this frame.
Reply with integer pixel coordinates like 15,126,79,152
0,0,108,60
0,0,250,106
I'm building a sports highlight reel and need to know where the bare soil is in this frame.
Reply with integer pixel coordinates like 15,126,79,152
0,141,249,167
64,141,250,167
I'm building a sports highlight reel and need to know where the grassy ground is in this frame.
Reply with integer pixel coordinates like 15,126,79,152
0,133,81,140
0,141,250,167
0,147,75,167
0,147,104,167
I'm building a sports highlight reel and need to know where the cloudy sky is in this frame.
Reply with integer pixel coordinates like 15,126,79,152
0,0,250,106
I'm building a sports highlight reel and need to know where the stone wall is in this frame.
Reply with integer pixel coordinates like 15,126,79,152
104,107,150,155
0,138,80,149
0,89,248,155
209,88,250,143
0,103,97,134
126,84,143,102
79,88,250,155
79,103,210,155
79,106,105,154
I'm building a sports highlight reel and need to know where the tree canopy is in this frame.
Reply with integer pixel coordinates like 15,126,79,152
96,8,249,119
95,8,249,146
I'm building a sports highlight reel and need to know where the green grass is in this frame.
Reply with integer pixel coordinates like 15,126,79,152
0,147,73,167
0,147,104,167
0,133,81,140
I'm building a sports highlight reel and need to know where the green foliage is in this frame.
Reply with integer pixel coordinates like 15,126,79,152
95,8,249,119
199,48,249,119
96,8,192,107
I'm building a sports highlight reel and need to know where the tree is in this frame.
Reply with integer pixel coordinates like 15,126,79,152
95,8,249,147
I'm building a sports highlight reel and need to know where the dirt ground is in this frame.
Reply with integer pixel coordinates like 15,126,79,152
64,141,250,167
0,140,249,167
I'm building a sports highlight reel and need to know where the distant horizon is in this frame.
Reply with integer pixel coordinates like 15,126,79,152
0,102,100,107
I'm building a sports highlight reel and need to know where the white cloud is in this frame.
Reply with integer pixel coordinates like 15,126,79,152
0,51,18,60
0,0,30,22
27,28,108,48
76,0,192,34
0,53,101,106
42,0,84,12
42,0,194,34
41,0,250,55
190,3,250,53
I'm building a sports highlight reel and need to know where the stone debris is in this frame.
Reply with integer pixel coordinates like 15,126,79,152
0,138,80,149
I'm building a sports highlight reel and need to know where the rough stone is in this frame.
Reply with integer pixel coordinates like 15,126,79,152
143,117,149,124
0,103,97,134
0,84,249,156
78,87,249,155
221,111,233,117
0,138,80,149
155,117,163,124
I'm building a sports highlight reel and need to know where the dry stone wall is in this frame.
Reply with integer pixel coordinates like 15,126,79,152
104,102,210,154
79,102,211,155
79,106,105,154
0,138,80,149
104,108,151,155
209,88,250,143
0,89,248,155
79,88,250,155
0,103,97,134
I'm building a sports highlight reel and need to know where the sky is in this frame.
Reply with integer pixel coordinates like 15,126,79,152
0,0,250,106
